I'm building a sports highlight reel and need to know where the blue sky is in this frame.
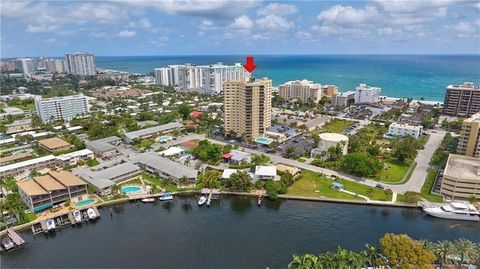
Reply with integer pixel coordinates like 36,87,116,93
1,0,480,57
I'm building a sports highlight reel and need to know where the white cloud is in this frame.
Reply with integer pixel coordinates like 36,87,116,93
317,5,378,26
256,15,295,31
26,24,60,33
258,3,297,16
67,3,129,24
199,20,216,31
138,18,152,29
118,30,136,37
230,15,254,29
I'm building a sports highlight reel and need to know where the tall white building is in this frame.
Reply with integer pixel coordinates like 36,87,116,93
64,52,96,76
354,83,381,103
154,67,173,86
153,62,250,94
35,94,90,123
200,62,250,94
15,58,35,75
278,80,322,103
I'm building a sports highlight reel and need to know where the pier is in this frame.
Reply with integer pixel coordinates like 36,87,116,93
29,207,101,235
200,189,221,207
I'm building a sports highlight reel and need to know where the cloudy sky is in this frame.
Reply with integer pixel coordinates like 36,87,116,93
1,0,479,57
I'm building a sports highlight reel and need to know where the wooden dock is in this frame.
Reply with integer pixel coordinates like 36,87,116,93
206,191,213,207
29,206,101,235
7,229,25,246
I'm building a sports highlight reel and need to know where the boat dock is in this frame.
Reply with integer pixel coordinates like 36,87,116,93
0,228,26,252
200,189,221,207
30,207,100,235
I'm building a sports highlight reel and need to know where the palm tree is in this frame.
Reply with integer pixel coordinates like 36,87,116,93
364,243,379,268
288,254,321,269
454,238,477,266
433,240,455,268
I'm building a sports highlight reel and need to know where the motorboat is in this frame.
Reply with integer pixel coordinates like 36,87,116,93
198,196,207,206
423,202,480,221
159,192,174,201
1,237,15,251
73,210,82,223
142,198,155,203
87,208,97,220
46,219,56,231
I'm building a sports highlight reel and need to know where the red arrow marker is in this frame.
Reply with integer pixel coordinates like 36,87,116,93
243,55,257,73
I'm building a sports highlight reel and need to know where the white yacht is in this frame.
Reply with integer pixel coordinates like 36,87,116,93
198,196,207,206
46,219,56,231
423,202,480,221
73,210,82,223
87,208,97,220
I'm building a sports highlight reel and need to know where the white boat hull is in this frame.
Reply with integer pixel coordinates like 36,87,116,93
198,196,207,206
424,208,480,221
142,198,155,203
46,219,56,231
87,208,97,220
73,211,82,223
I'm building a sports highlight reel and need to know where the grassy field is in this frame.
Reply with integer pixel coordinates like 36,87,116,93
376,160,411,183
320,119,353,133
287,171,392,201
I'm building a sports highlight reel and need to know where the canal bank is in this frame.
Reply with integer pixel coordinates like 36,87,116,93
3,195,479,269
1,190,419,236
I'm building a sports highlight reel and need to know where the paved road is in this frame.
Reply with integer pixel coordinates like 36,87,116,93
383,130,446,194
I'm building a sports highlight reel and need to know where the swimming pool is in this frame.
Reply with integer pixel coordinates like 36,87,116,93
75,199,94,207
158,136,172,143
122,186,141,194
254,137,274,145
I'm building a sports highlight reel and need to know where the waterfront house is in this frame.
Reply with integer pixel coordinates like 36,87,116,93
254,166,279,181
17,171,87,212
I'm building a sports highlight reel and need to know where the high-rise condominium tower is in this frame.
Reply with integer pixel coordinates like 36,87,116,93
64,52,96,76
223,78,272,141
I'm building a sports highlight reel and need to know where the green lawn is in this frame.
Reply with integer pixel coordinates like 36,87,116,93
376,160,411,183
319,119,353,133
141,172,179,192
421,170,443,202
287,171,392,201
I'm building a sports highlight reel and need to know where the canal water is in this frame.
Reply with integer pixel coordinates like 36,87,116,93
3,196,479,268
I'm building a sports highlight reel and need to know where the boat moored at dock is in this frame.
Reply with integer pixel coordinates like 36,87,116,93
87,208,97,220
159,193,174,201
198,196,207,206
73,210,82,223
142,198,155,203
423,202,480,221
46,219,56,232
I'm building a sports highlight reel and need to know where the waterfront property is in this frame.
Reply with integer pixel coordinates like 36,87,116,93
122,122,183,144
78,163,142,195
278,79,322,103
331,91,356,108
354,83,381,104
443,82,480,118
440,154,480,200
254,166,278,181
17,171,87,212
132,152,198,185
38,137,73,152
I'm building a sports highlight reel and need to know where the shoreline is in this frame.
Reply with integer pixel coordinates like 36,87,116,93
0,191,418,236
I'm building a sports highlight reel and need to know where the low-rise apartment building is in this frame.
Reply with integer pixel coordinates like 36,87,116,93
331,91,355,108
38,137,73,152
387,123,423,139
17,171,87,212
122,122,183,144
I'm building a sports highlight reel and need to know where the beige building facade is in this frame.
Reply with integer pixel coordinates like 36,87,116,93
224,78,272,141
278,80,321,103
440,154,480,200
457,112,480,158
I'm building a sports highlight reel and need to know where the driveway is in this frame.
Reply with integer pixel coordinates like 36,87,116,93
383,130,446,194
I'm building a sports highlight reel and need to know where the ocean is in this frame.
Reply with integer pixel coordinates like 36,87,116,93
96,55,480,102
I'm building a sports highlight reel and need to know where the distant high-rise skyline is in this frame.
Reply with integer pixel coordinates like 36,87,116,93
1,1,479,57
64,52,96,76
